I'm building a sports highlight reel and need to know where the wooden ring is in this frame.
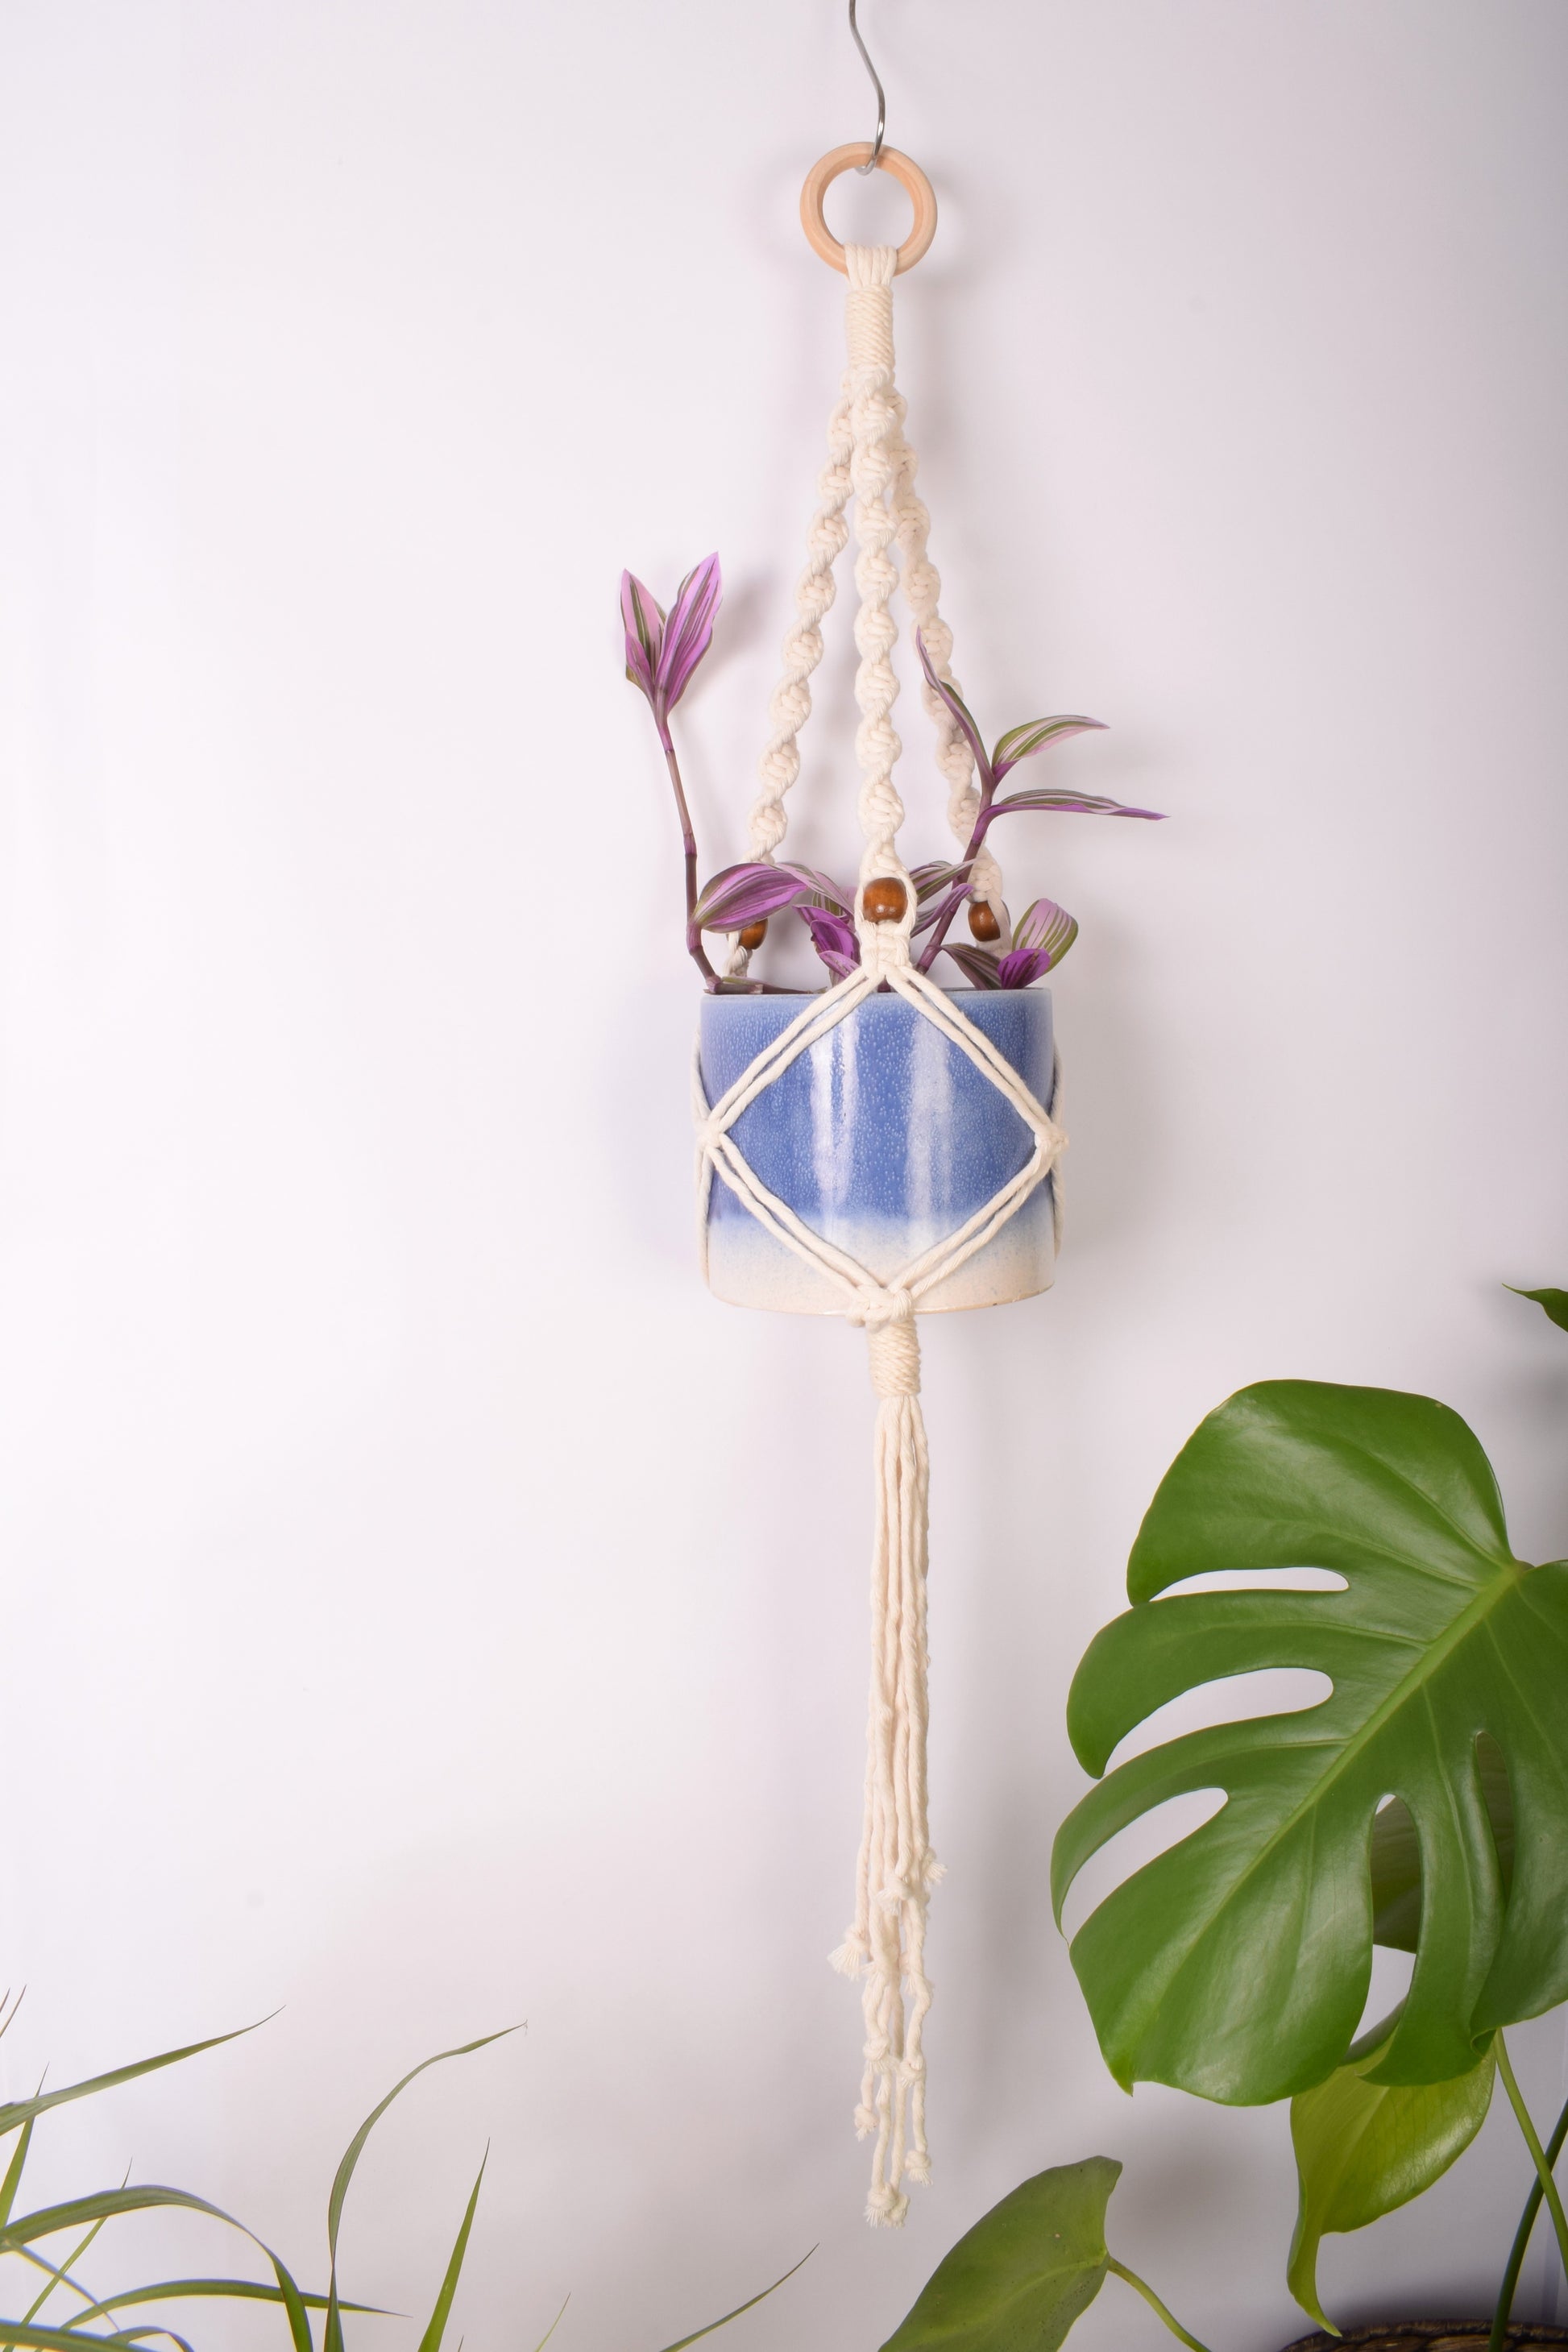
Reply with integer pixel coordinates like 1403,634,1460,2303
799,143,937,276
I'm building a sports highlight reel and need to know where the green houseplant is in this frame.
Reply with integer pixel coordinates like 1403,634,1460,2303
878,1284,1568,2351
0,1999,799,2352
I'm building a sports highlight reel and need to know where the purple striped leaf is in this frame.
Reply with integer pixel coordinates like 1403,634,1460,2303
693,861,812,932
940,942,1004,989
912,881,974,939
908,860,964,903
800,904,861,978
997,946,1055,988
991,715,1107,780
779,862,854,915
620,570,665,700
1012,896,1079,965
980,786,1164,836
656,552,722,712
915,631,993,790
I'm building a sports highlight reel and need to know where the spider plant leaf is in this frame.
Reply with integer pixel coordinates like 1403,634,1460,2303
2,2186,246,2250
880,2159,1118,2352
1287,2009,1495,2329
1,2187,313,2352
650,2247,813,2352
413,2155,486,2352
63,2281,381,2326
530,2295,570,2352
1052,1382,1568,2105
0,2120,34,2231
0,2326,209,2352
1507,1284,1568,1333
991,716,1107,779
0,2025,268,2141
327,2033,518,2267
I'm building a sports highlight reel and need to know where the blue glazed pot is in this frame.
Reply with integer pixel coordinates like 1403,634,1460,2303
698,988,1056,1316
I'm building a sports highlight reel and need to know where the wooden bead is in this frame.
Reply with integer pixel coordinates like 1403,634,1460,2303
862,877,908,924
968,899,1002,943
737,919,768,951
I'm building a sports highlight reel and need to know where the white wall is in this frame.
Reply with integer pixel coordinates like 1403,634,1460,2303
2,3,1566,2347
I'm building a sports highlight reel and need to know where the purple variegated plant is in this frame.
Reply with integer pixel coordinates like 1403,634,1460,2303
621,560,1162,993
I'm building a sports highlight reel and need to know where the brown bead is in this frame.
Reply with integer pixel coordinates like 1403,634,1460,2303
968,898,1002,943
737,919,768,951
861,877,908,924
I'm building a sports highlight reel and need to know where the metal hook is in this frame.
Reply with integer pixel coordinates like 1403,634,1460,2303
847,0,886,173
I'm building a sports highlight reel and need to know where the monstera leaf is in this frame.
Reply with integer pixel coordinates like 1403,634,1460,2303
1051,1382,1568,2106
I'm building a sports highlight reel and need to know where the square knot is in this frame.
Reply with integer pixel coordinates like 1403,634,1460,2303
857,1306,921,1400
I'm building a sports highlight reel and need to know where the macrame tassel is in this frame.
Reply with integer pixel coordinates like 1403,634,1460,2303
832,1296,942,2226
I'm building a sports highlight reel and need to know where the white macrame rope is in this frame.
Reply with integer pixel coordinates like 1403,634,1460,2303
888,404,1006,926
699,245,1061,2228
693,955,1065,2231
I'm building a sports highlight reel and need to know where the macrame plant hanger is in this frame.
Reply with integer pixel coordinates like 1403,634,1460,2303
692,135,1067,2227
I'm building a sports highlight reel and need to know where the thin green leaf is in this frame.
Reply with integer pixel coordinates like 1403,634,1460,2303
651,2250,814,2352
413,2155,486,2352
62,2281,380,2327
1,2184,313,2352
529,2296,569,2352
1288,2009,1495,2329
0,2328,206,2352
1507,1284,1568,1334
1053,1382,1568,2105
0,2119,35,2231
326,2031,519,2267
19,2205,114,2325
881,2159,1118,2352
0,2025,270,2142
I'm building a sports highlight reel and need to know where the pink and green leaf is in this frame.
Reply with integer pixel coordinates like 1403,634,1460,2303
980,786,1164,834
779,862,854,915
620,570,664,699
656,553,722,712
940,943,1004,989
799,905,861,978
693,862,814,932
991,715,1107,779
1012,896,1079,964
915,631,993,790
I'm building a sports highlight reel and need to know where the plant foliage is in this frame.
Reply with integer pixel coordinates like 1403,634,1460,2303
1051,1380,1568,2105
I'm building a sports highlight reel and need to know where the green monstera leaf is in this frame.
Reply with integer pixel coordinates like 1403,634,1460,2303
1051,1382,1568,2106
1287,2008,1495,2328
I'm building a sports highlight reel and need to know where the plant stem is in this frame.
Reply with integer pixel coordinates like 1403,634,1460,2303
1491,2068,1568,2352
1105,2256,1213,2352
1495,2035,1568,2287
659,727,718,988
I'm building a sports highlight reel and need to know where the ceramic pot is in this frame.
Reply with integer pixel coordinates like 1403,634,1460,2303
698,986,1056,1316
